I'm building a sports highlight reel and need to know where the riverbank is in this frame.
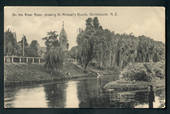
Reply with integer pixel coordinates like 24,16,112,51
4,63,94,86
103,61,165,91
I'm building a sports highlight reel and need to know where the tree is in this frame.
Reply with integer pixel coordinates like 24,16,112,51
27,40,40,57
4,29,18,56
17,35,29,56
76,17,165,71
43,31,64,74
69,46,78,59
76,17,97,70
45,46,64,73
42,31,58,50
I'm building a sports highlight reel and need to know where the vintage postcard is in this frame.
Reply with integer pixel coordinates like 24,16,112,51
4,6,165,108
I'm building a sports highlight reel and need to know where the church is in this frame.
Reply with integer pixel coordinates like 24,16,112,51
59,21,69,51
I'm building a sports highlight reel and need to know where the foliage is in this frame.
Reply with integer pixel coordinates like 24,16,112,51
76,17,101,70
74,17,165,70
42,31,59,50
44,46,64,73
17,35,29,56
4,29,41,57
43,31,64,74
27,40,40,57
69,46,78,59
4,29,18,56
136,36,165,62
120,63,151,81
120,61,165,82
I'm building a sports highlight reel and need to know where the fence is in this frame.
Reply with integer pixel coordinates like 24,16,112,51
4,56,44,64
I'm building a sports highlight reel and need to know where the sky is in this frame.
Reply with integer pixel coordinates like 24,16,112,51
4,7,165,49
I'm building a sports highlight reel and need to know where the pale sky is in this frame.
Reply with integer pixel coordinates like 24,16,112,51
4,7,165,49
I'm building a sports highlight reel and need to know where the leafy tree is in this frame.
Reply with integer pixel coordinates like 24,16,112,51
76,17,165,71
76,17,97,70
120,61,165,82
43,31,64,74
4,29,18,56
27,40,40,57
43,31,58,50
45,46,64,73
69,46,78,59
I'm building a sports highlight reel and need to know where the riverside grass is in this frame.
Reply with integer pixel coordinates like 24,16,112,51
4,63,86,83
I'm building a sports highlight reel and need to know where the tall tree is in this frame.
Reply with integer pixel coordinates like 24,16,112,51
76,17,98,70
4,29,18,56
43,31,58,50
17,35,29,56
43,31,64,74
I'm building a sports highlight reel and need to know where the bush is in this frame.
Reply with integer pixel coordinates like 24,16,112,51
120,61,165,82
152,61,165,79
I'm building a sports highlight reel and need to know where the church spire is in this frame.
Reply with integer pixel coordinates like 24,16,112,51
59,21,68,51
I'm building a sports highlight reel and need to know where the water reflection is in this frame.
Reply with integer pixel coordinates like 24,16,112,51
65,81,79,108
5,86,47,108
135,96,165,108
43,82,66,108
4,78,165,108
134,89,165,108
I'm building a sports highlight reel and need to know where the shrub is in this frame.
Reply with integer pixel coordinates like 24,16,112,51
120,61,165,82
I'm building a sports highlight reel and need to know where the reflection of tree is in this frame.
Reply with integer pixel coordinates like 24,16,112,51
77,79,97,107
134,91,148,103
109,91,149,108
43,79,164,108
77,79,110,108
78,88,154,108
155,88,165,99
43,83,66,108
77,78,139,108
110,101,135,108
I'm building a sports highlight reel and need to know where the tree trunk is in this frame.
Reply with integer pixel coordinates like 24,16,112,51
84,61,89,70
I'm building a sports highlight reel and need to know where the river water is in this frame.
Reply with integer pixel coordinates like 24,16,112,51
4,78,165,108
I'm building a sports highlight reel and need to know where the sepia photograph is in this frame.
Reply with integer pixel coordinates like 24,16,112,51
4,6,165,108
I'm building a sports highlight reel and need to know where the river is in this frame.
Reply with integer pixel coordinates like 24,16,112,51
4,78,165,108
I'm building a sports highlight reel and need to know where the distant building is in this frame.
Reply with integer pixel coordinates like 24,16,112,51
59,21,69,51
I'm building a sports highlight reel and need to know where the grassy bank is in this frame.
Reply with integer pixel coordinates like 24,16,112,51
4,63,89,86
